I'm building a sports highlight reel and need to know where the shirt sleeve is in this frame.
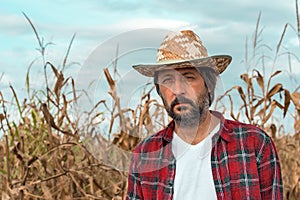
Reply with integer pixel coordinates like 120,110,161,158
256,133,284,199
126,153,143,200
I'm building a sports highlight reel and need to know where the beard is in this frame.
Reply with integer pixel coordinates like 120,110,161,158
163,92,210,128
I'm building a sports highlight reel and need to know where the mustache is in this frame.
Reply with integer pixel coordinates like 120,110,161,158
170,96,195,110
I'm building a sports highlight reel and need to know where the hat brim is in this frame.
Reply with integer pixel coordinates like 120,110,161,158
133,55,232,77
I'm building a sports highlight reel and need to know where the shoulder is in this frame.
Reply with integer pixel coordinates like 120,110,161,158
221,119,280,165
132,127,168,154
212,111,272,145
223,119,273,147
132,121,175,154
129,126,175,174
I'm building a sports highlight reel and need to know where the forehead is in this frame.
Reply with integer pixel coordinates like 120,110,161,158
157,67,201,77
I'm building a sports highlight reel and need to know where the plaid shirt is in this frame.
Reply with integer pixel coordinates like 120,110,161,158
126,111,283,200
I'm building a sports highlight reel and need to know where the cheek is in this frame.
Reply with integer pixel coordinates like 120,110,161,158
159,86,173,102
191,81,206,95
159,85,170,95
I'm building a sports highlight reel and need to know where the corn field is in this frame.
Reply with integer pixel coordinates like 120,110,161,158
0,7,300,200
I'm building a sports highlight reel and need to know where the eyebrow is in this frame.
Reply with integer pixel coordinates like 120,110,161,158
159,72,174,79
158,70,197,79
181,71,196,76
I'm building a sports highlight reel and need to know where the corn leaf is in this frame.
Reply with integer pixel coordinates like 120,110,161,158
284,89,291,117
266,83,283,99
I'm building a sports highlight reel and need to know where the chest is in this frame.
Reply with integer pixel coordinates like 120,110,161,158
211,140,261,200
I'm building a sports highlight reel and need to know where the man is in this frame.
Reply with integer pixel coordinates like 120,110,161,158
126,30,283,199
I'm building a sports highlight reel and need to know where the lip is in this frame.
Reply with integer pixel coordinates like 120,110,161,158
175,103,189,107
173,103,190,111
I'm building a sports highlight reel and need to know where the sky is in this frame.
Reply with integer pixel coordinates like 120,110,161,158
0,0,299,134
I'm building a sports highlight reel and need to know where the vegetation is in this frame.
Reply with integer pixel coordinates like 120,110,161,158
0,5,300,200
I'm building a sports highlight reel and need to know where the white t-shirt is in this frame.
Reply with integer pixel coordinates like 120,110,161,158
172,123,220,200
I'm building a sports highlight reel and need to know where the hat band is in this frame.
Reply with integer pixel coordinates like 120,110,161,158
156,59,192,64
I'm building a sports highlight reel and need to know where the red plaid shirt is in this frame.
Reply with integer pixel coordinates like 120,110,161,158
126,111,283,200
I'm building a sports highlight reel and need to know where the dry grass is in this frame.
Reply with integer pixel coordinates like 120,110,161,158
0,64,130,199
1,5,300,199
0,54,165,200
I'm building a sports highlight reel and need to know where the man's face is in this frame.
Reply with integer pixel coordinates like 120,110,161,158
157,67,210,126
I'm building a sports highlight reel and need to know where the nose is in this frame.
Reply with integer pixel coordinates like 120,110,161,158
172,77,186,96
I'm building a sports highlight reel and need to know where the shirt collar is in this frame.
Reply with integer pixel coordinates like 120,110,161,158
210,110,233,143
162,120,175,142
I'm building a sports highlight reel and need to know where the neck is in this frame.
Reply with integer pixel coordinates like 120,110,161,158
174,110,219,145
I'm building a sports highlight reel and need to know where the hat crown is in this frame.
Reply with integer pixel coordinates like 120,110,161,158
156,30,208,63
132,29,232,77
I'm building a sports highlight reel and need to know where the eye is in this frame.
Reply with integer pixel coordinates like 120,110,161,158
184,75,195,81
160,75,174,84
162,77,173,84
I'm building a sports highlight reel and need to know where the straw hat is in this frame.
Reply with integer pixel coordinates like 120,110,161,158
133,30,232,77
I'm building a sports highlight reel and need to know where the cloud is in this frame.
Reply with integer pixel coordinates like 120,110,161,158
0,12,29,36
109,18,190,31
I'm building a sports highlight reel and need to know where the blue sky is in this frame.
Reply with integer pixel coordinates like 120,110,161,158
0,0,299,133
